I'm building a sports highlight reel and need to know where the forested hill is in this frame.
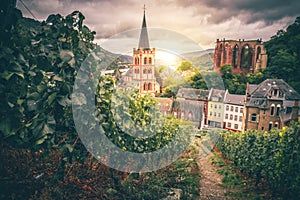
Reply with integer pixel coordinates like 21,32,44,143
264,16,300,92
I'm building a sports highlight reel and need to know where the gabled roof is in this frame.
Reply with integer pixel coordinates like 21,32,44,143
249,79,300,100
154,69,163,86
208,89,227,102
176,88,209,100
247,84,259,95
155,97,173,112
224,93,245,106
138,11,150,50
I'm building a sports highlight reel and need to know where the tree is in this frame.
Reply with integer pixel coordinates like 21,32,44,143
177,61,193,72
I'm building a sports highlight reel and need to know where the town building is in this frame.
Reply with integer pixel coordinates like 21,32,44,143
173,88,209,128
223,93,245,131
155,97,173,116
214,38,268,74
207,89,228,128
243,79,300,131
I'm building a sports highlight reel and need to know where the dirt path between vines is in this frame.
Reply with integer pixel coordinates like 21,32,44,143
196,152,231,200
194,137,233,200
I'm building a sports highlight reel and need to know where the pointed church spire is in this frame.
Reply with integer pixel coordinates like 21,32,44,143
138,5,150,50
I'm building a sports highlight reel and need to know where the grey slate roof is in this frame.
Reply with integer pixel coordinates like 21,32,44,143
176,88,209,101
155,97,173,112
208,89,227,102
138,11,150,50
224,94,245,106
155,69,163,86
249,79,300,100
248,84,258,95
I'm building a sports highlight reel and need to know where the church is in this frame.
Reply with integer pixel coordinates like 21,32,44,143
121,8,162,95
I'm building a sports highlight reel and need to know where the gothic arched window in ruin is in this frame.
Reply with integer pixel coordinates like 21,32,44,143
256,46,261,61
232,44,239,68
216,43,223,68
223,43,228,64
241,44,253,68
144,57,147,65
149,57,152,64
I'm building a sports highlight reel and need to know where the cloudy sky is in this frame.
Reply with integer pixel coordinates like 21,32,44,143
17,0,300,50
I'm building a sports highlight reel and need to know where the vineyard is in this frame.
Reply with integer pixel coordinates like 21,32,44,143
217,124,300,199
2,1,300,199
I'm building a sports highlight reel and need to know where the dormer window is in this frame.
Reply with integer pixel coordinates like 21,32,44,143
273,89,278,96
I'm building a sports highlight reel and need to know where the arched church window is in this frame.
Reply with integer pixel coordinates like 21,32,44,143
149,57,152,64
148,83,152,90
144,57,147,65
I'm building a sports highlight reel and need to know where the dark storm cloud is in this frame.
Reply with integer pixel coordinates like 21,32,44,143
16,0,300,49
174,0,300,24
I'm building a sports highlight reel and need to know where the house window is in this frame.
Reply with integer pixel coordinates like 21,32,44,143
230,106,234,111
218,113,221,118
210,112,212,116
274,122,279,128
240,107,243,113
235,107,238,112
230,114,233,120
262,127,264,130
214,112,216,117
225,114,228,119
239,116,242,122
276,105,281,116
234,124,238,129
210,104,213,108
227,122,231,128
214,104,217,109
268,122,273,131
226,105,229,111
251,114,257,122
234,115,238,121
219,105,221,109
270,104,275,116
